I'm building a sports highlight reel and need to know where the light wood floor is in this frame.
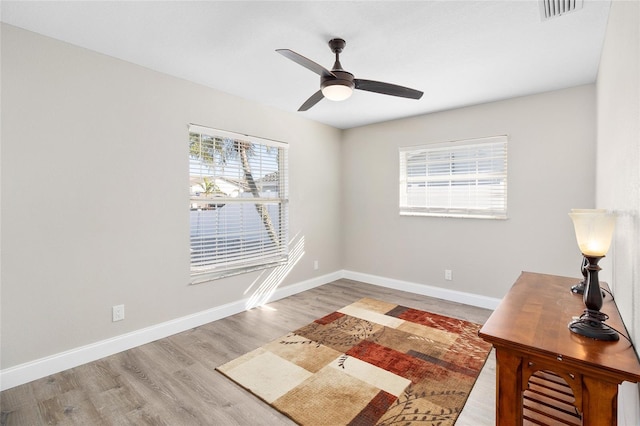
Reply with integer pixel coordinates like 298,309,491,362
0,279,496,425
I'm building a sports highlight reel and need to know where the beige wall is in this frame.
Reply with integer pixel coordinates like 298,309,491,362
0,24,343,369
341,85,596,299
596,0,640,422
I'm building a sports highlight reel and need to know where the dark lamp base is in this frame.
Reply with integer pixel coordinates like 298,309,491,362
569,311,619,341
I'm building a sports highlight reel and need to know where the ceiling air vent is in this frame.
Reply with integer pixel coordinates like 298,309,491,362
539,0,584,21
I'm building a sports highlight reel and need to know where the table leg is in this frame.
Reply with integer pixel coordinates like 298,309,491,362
582,376,618,426
495,347,524,426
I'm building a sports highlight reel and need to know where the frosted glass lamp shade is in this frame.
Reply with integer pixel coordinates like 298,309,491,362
568,210,616,256
321,84,353,101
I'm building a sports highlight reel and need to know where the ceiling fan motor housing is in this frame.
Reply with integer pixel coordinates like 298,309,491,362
321,70,355,91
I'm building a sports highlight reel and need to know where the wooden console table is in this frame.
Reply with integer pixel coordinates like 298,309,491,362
479,271,640,425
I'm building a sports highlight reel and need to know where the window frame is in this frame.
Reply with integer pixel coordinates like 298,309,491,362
399,135,508,219
189,124,289,283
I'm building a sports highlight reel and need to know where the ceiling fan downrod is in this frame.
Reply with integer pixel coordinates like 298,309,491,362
328,38,346,71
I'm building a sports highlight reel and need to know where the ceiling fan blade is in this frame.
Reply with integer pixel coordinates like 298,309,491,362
354,79,423,100
276,49,336,78
298,90,324,111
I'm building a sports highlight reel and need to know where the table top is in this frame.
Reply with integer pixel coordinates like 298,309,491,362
479,271,640,382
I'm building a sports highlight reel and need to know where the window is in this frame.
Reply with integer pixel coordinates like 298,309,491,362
399,135,507,219
189,125,288,283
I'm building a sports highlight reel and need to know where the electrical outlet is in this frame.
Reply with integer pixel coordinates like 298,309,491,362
313,260,319,270
112,304,125,322
445,269,453,281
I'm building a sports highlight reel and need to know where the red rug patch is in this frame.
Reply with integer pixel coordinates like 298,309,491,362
347,390,397,426
398,308,469,334
346,340,432,383
315,311,345,325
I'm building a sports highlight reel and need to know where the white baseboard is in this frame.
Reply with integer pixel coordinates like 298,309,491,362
619,381,640,425
0,269,496,391
342,270,502,310
0,271,340,391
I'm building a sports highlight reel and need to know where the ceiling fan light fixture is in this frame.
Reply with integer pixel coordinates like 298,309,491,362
321,83,353,101
321,70,355,101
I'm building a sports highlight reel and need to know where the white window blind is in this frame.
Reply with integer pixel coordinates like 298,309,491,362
189,125,289,282
399,136,507,219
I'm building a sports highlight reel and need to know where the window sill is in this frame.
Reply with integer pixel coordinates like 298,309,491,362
190,259,287,285
400,211,508,220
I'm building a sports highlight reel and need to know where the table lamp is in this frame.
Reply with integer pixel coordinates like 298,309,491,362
568,209,618,341
570,209,607,296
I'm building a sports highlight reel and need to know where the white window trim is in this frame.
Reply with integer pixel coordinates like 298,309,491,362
399,135,508,219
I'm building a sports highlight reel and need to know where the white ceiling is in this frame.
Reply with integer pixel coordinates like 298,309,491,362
1,1,611,129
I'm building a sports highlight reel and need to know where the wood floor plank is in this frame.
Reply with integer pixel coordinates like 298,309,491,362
124,406,170,426
30,370,81,402
113,349,210,424
55,389,105,425
0,405,45,426
71,360,122,395
37,396,66,425
0,383,36,411
88,384,145,424
136,339,196,374
0,279,496,425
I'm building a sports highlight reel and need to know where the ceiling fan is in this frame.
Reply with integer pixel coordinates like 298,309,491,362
276,38,424,111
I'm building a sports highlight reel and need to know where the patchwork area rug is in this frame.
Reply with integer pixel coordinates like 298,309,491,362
216,298,492,426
